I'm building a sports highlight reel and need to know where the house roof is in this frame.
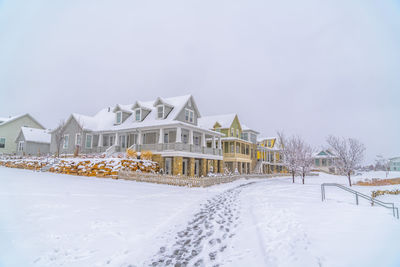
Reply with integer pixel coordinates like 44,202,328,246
0,113,45,129
241,124,260,134
313,149,337,158
64,95,219,135
198,113,237,129
19,127,51,144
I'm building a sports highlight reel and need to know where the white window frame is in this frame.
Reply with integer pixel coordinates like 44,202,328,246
75,133,81,146
0,137,5,148
18,141,24,152
85,134,93,149
185,108,194,123
157,105,164,119
63,134,69,149
135,108,141,121
116,111,122,124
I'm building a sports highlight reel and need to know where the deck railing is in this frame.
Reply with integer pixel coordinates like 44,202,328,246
321,183,399,219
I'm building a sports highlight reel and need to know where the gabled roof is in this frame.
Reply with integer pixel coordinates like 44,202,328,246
18,127,51,144
0,113,45,129
313,149,337,158
62,95,211,133
198,113,237,130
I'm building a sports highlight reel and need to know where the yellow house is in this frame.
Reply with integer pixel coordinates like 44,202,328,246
199,114,257,174
256,137,286,174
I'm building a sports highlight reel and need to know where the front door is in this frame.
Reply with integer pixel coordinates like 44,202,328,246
165,158,172,175
182,159,188,176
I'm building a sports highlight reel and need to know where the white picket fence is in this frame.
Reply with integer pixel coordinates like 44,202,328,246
117,171,294,187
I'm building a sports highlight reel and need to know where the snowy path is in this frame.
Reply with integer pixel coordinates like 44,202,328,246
1,168,400,267
148,182,256,266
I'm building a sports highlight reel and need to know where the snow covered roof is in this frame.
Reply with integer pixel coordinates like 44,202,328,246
0,113,45,129
257,136,276,142
198,113,237,129
19,127,51,144
313,149,337,158
241,124,260,134
64,95,218,134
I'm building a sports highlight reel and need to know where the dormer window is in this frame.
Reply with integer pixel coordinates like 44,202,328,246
116,111,122,124
185,109,194,123
157,105,164,119
135,109,141,121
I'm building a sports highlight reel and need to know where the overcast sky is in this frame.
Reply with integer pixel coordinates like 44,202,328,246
1,0,399,163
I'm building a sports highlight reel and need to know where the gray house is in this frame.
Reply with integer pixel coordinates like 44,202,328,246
0,114,45,155
50,95,224,176
15,127,51,156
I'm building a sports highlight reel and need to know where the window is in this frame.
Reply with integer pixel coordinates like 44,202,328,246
63,135,69,149
75,133,81,146
157,105,164,119
116,111,122,124
189,111,194,123
315,159,320,166
182,134,188,144
0,138,5,148
236,143,240,153
18,141,24,151
135,109,141,121
236,129,239,138
224,143,228,153
164,133,169,143
185,109,194,123
109,135,115,146
194,136,200,146
230,143,234,153
85,134,93,149
231,128,234,137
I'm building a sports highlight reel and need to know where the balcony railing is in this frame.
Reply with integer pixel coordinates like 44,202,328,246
125,143,221,156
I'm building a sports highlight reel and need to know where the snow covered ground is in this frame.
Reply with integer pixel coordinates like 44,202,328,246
0,167,399,267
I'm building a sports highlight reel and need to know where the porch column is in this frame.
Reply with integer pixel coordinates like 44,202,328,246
201,133,206,147
212,136,216,149
189,130,193,145
176,127,182,143
137,130,142,145
158,128,163,144
98,134,103,147
115,132,119,145
218,136,222,149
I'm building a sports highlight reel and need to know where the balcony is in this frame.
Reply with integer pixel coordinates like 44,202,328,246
129,143,222,156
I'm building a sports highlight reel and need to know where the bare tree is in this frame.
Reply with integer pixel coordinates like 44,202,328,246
327,136,366,187
53,120,66,157
298,140,314,184
278,131,301,183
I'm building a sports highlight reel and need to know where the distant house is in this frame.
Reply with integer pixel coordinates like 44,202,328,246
389,157,400,171
313,149,338,174
256,136,285,174
0,114,46,155
15,127,51,156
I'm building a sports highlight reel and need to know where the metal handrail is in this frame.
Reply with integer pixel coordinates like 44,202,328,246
321,183,399,219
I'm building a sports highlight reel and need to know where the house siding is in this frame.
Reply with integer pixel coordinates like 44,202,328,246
0,115,44,154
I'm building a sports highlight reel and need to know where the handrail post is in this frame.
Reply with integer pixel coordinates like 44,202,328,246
355,193,358,205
